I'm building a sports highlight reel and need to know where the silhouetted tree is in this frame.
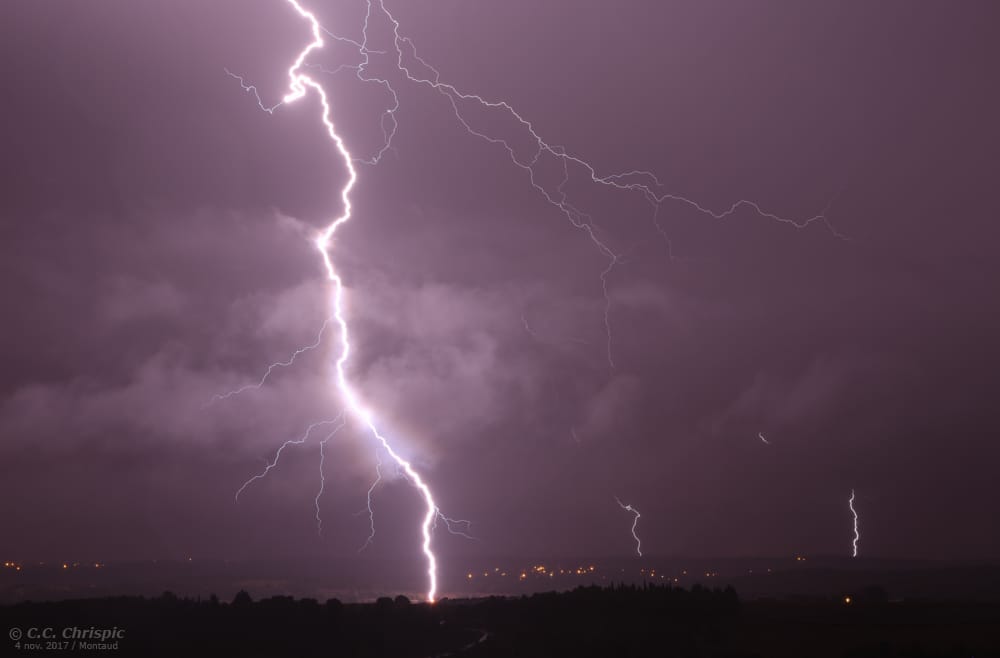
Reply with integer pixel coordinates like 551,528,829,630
231,589,252,608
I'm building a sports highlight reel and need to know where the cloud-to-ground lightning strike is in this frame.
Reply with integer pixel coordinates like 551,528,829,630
227,0,448,603
223,0,842,600
849,489,860,557
615,497,643,557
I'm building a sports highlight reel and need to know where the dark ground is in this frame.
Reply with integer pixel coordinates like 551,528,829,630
3,583,999,657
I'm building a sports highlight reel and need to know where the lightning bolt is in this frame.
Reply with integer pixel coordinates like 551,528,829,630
206,316,335,406
226,0,449,603
236,415,343,503
356,448,474,553
314,415,348,536
849,489,859,558
368,0,843,368
357,448,382,553
223,0,843,601
435,513,476,542
758,431,771,445
615,497,643,557
299,1,841,369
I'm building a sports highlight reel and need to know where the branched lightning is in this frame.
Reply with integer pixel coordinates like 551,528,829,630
225,68,284,114
615,496,643,557
357,447,382,553
206,316,335,406
849,489,859,558
314,416,348,536
356,452,474,553
236,415,343,503
298,2,841,368
228,0,450,602
356,0,843,368
223,0,844,601
435,513,476,541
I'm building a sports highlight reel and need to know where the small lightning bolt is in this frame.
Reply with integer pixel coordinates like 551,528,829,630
314,416,348,536
435,513,476,542
615,496,643,557
357,448,382,553
206,316,335,406
236,415,343,503
758,431,771,445
849,489,859,558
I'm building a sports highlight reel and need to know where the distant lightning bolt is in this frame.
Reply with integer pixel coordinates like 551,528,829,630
849,489,859,558
758,432,771,445
615,497,643,557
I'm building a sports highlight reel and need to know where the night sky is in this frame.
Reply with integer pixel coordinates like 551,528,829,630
2,0,998,572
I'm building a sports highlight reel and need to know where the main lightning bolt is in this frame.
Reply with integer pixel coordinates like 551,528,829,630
615,497,643,557
849,489,859,558
243,0,444,602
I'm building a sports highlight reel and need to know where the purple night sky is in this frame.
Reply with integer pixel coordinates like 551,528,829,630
1,0,998,575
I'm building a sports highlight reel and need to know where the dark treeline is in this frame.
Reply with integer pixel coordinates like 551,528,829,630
2,582,998,657
453,582,740,657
